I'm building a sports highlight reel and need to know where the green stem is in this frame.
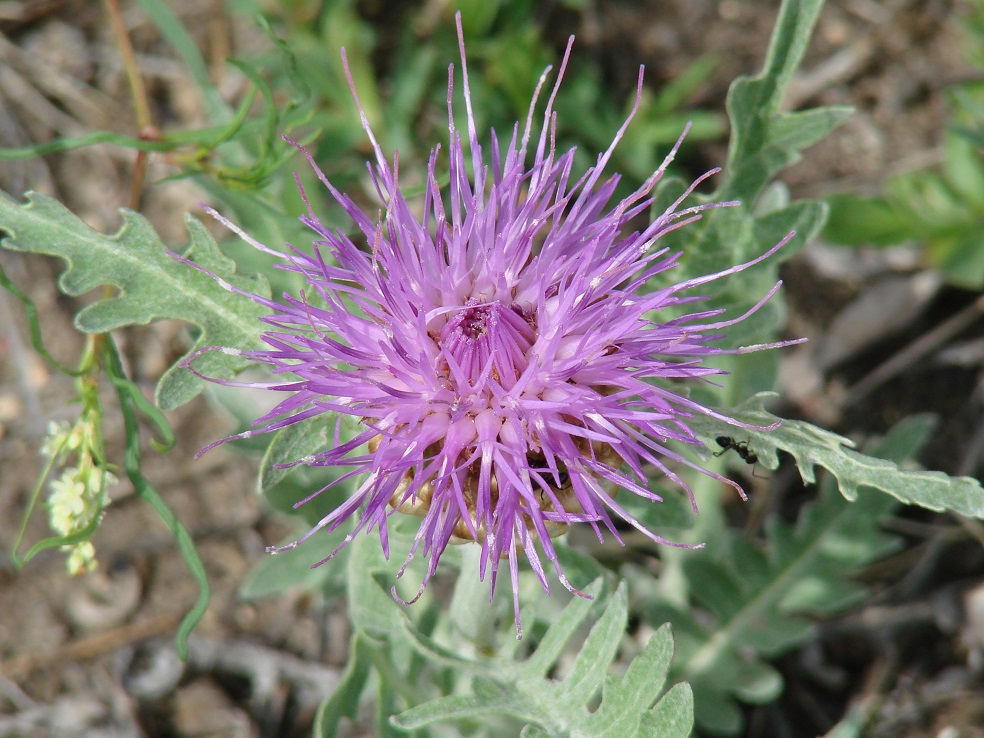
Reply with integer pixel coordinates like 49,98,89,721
103,339,208,659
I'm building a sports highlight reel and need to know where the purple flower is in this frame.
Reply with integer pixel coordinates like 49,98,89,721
186,14,792,634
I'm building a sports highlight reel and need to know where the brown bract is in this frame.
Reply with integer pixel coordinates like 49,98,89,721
368,433,623,549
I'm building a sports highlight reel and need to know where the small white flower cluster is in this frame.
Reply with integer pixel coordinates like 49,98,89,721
41,419,117,575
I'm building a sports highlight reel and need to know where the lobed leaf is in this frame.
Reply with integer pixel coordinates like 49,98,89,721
693,393,984,517
393,582,693,737
647,0,846,392
0,191,270,409
722,0,852,203
653,413,939,735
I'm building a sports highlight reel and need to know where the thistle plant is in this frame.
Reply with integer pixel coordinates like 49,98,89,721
3,1,984,736
182,15,798,635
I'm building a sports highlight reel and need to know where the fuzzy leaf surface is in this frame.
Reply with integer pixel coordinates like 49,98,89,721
393,584,693,737
656,414,936,735
692,394,984,517
646,0,847,412
675,485,898,691
0,191,269,409
722,0,852,202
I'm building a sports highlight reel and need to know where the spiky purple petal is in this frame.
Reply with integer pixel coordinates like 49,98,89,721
185,13,799,636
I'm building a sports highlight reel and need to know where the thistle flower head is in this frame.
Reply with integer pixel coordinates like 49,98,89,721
187,14,793,635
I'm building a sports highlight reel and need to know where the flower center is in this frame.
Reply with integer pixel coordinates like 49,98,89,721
439,301,534,388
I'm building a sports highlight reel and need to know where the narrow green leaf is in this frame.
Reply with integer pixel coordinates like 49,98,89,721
15,510,103,565
0,127,237,159
104,341,208,659
119,370,177,453
135,0,230,122
313,633,374,738
767,105,853,152
558,582,628,707
448,545,506,648
943,131,984,209
393,687,527,730
617,485,698,530
740,616,813,656
684,559,744,620
822,704,867,738
584,624,682,738
0,258,77,375
751,199,827,258
823,193,913,245
523,578,604,678
730,659,784,704
935,230,984,289
688,681,743,736
743,0,825,112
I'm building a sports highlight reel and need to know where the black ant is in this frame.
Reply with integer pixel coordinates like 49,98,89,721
714,436,759,466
